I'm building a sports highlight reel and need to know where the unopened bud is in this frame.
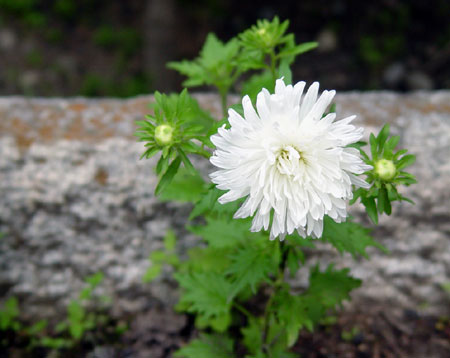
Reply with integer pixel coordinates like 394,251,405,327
375,159,396,181
155,124,174,146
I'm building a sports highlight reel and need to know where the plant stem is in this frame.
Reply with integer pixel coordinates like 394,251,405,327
219,87,228,118
269,50,277,83
262,241,287,355
233,302,251,318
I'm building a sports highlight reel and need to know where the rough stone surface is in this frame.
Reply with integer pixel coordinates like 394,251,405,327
0,91,449,321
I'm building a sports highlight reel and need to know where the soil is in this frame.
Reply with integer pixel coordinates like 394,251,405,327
2,304,449,358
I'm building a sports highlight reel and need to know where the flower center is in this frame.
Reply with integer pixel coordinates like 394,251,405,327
276,146,303,177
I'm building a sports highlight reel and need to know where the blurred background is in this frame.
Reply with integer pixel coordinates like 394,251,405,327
0,0,448,97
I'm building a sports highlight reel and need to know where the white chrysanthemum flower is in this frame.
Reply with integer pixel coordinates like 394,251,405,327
210,79,371,240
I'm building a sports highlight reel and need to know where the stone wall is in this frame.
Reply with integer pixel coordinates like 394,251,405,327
0,91,449,321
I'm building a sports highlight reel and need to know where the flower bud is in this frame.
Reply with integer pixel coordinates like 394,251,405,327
375,159,396,181
155,124,174,146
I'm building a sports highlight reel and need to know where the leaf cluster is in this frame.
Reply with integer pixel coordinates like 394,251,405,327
0,272,125,351
167,34,242,97
240,265,361,356
351,124,417,223
135,90,215,195
142,229,180,283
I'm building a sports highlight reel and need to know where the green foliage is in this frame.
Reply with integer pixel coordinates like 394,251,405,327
175,334,235,358
175,271,233,322
189,215,250,248
226,242,279,299
0,297,21,331
168,33,241,94
351,124,417,223
143,229,180,283
158,167,207,203
238,16,317,83
241,71,274,103
271,265,361,349
0,272,125,352
322,216,387,258
136,90,215,195
135,16,416,358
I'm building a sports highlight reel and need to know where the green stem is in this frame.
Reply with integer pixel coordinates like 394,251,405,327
269,50,278,83
233,302,251,318
219,87,228,118
262,241,287,355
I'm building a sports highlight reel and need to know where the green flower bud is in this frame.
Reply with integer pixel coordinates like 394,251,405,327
155,124,174,146
375,159,396,181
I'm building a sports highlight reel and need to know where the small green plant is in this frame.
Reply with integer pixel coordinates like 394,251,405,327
0,272,125,353
138,16,416,357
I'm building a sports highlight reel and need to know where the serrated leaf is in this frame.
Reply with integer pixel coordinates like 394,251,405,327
174,272,233,319
242,318,263,355
321,217,387,259
286,247,304,277
189,216,249,248
308,265,361,309
174,334,235,358
279,41,318,58
226,244,277,299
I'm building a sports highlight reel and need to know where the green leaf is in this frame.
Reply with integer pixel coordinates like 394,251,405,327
286,247,304,277
68,301,84,322
189,185,243,220
0,297,20,330
174,334,235,358
168,33,241,92
85,272,104,288
396,154,416,170
308,265,361,309
177,148,197,175
69,322,84,340
26,319,47,335
361,196,378,224
155,156,182,196
174,272,233,319
241,71,274,103
321,217,387,259
226,244,277,299
378,186,391,214
183,247,231,273
142,264,162,283
278,41,318,58
164,229,176,251
78,287,92,301
369,133,377,160
376,124,390,154
189,216,250,248
241,318,263,355
278,59,292,84
158,167,207,203
384,135,400,154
